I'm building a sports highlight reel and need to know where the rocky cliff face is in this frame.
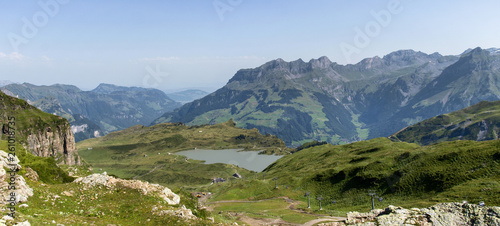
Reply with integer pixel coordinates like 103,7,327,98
0,90,80,165
26,122,80,165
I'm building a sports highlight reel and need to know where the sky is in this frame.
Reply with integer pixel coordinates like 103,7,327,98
1,0,500,92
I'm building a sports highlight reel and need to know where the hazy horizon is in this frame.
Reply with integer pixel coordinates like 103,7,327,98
2,0,500,90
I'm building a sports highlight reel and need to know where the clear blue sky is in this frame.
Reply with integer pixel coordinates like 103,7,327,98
1,0,499,91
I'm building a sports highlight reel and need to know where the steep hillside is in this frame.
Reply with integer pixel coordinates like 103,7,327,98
209,138,500,213
2,83,182,141
265,138,500,203
0,90,80,165
153,48,500,146
77,120,287,187
390,100,500,145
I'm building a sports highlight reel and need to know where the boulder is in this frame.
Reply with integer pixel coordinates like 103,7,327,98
0,150,33,205
345,203,500,225
74,172,180,205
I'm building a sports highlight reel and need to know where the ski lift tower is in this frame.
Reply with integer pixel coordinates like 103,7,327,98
304,192,311,208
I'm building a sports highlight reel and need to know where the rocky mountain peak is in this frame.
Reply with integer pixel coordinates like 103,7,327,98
464,47,488,57
358,56,384,70
382,49,431,65
92,83,119,94
456,47,491,69
309,56,332,69
486,47,500,55
264,56,334,73
230,57,328,83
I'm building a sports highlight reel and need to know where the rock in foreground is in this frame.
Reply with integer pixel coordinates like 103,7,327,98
74,172,180,205
343,203,500,225
0,150,33,205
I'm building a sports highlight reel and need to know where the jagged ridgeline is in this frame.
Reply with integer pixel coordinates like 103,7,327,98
391,100,500,145
77,120,287,187
153,47,500,146
0,90,80,165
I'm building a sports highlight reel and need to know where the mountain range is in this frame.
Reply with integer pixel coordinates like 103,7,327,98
1,83,181,142
153,47,500,146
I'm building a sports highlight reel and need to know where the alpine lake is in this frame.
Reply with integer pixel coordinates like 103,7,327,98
175,149,283,172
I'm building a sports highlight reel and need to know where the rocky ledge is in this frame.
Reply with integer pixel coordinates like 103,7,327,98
74,172,180,205
26,125,80,166
338,203,500,225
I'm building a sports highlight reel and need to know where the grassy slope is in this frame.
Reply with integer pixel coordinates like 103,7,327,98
206,138,500,214
391,100,500,145
0,141,213,225
77,120,288,188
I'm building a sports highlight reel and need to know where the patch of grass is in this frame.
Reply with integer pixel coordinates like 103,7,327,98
0,142,213,225
213,199,317,224
15,180,213,225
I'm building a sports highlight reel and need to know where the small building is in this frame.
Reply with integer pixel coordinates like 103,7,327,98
211,177,226,184
233,173,242,179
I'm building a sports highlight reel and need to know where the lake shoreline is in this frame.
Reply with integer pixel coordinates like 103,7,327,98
176,149,283,172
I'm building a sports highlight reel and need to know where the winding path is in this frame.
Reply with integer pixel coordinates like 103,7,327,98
205,196,346,225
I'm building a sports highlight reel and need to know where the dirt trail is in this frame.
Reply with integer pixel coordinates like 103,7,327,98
237,213,295,226
302,218,343,226
132,164,165,179
205,196,346,225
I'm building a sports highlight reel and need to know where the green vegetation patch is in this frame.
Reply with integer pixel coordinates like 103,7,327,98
208,138,500,214
213,199,317,224
0,141,73,184
393,100,500,145
15,180,213,225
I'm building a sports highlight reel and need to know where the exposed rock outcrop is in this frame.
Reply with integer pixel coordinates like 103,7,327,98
343,203,500,225
24,167,39,182
0,150,34,206
26,123,80,165
152,205,197,220
74,172,180,205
